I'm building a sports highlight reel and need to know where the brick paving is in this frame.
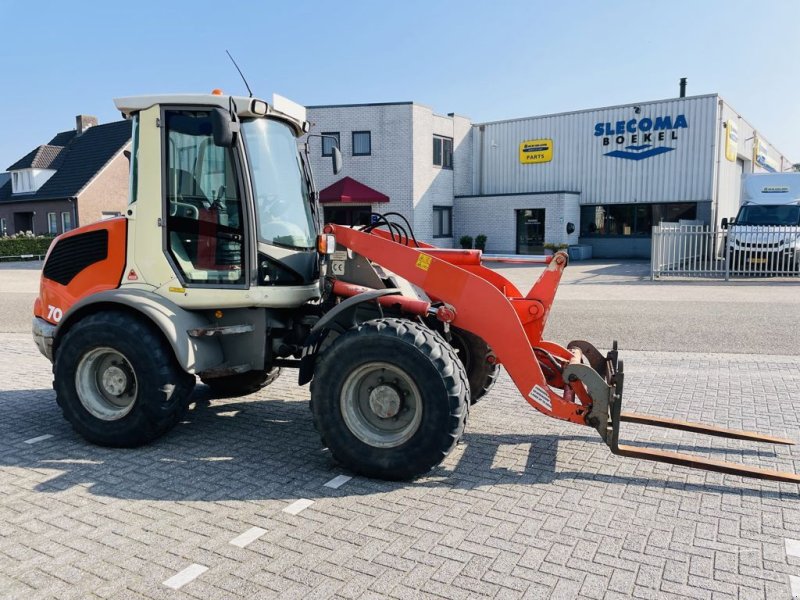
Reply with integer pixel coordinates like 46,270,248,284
1,332,800,599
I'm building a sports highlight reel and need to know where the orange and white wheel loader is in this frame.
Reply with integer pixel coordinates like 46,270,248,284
31,92,799,483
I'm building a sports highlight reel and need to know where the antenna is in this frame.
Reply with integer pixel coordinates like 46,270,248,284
225,50,253,98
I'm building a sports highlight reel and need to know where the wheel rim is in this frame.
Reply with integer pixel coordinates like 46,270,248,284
75,347,138,421
340,362,423,448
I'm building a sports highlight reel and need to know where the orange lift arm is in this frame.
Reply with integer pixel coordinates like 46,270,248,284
327,224,800,484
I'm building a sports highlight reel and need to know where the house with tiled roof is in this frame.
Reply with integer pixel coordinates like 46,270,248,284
0,115,131,236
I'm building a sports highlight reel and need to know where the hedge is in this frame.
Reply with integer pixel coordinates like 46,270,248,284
0,235,55,258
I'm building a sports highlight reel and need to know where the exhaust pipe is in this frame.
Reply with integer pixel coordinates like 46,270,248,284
679,77,687,98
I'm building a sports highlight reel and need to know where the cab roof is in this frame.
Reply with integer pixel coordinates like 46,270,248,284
113,93,308,135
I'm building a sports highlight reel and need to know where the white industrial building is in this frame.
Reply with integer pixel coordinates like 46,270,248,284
306,94,793,258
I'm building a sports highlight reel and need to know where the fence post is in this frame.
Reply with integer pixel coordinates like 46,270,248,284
650,227,656,280
724,234,731,282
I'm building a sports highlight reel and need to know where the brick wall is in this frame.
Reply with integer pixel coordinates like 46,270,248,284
306,104,416,227
307,103,471,248
0,199,74,236
453,192,581,253
76,145,130,226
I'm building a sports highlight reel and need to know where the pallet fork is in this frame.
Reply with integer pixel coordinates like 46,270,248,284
328,224,800,484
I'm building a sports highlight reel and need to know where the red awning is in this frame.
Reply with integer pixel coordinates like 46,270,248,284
319,176,389,204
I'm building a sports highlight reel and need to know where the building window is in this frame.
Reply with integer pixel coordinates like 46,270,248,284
47,212,58,235
433,136,453,169
61,212,72,232
0,218,6,236
321,132,340,157
433,206,452,238
352,131,371,156
580,203,697,237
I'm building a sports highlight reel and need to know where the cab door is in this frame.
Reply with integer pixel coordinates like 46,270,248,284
162,109,248,287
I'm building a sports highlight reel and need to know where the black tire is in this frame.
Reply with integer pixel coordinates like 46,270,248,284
201,368,281,398
310,318,469,480
450,327,500,404
53,311,195,447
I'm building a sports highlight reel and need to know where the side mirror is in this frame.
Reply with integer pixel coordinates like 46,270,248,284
332,146,342,175
210,108,234,147
721,218,728,230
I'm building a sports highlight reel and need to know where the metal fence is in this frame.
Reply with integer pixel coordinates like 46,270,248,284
651,223,800,280
0,253,46,263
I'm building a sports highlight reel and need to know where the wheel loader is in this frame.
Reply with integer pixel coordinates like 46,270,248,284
31,92,799,483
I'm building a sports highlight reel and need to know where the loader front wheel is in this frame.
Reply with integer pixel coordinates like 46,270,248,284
450,327,500,404
54,311,195,447
311,318,468,480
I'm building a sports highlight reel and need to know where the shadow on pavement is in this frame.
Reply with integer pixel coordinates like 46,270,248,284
0,387,794,502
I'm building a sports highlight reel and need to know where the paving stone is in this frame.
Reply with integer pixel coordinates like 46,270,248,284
1,333,800,598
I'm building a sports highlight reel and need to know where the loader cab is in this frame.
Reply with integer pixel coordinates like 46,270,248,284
116,93,325,309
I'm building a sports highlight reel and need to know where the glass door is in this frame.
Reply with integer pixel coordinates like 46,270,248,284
516,209,546,254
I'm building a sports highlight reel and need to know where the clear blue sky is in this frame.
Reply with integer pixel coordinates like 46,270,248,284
1,0,798,170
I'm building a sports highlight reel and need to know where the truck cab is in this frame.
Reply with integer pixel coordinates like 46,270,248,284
726,173,800,273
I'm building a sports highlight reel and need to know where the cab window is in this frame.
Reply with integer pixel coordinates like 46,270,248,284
164,110,245,285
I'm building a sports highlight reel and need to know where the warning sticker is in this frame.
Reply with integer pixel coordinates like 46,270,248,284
331,260,346,275
332,250,347,261
415,254,432,271
529,385,552,411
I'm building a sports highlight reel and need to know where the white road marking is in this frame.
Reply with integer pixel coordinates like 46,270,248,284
216,410,240,417
163,564,208,590
283,499,314,515
786,538,800,558
323,475,352,489
24,434,53,444
790,574,800,597
230,527,267,548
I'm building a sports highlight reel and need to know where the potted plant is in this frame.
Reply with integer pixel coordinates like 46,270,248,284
475,234,487,251
459,235,473,249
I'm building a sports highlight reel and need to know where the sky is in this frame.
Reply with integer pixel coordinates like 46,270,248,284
0,0,798,170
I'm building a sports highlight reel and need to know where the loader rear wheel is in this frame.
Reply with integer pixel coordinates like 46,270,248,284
201,368,281,398
311,318,468,480
54,311,195,447
450,327,500,404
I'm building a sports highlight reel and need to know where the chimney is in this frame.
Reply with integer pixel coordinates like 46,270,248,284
679,77,687,98
75,114,98,135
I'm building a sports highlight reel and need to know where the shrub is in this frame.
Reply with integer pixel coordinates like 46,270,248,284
459,235,473,249
475,234,487,251
0,233,54,260
543,243,569,253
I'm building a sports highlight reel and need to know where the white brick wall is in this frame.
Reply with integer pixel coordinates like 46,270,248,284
305,103,416,226
453,193,581,253
306,102,470,248
411,108,455,246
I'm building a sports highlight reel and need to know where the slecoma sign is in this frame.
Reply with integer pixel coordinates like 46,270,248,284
594,114,688,160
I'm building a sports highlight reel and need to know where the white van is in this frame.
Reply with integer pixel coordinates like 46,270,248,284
724,173,800,273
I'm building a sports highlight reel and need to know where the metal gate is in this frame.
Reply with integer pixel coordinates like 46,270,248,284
651,223,800,280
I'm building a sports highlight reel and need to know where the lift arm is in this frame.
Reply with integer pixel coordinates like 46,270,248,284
327,224,800,484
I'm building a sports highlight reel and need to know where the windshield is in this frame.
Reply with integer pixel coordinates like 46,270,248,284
241,118,315,249
736,204,800,226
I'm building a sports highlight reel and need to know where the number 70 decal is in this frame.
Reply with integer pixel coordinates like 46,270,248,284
47,305,63,322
